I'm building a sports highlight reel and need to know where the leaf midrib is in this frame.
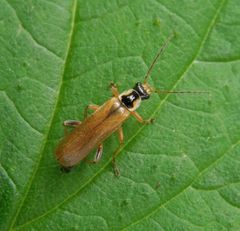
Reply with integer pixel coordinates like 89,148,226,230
8,0,78,230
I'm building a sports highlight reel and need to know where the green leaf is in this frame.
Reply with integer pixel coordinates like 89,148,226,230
1,0,240,230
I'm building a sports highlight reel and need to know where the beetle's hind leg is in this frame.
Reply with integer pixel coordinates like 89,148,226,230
112,127,124,177
84,104,100,118
86,144,103,163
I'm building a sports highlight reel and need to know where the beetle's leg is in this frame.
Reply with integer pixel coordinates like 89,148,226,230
86,144,103,163
60,166,72,173
130,111,154,124
63,120,81,127
112,127,124,177
63,120,81,135
110,82,120,97
95,144,103,162
117,127,124,144
84,104,100,118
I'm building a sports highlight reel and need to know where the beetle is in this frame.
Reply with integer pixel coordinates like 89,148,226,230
55,33,199,176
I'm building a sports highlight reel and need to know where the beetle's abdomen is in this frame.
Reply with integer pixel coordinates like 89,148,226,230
56,97,130,167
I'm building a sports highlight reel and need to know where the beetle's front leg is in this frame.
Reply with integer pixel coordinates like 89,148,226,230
110,82,120,97
112,127,124,177
130,111,154,124
84,104,100,118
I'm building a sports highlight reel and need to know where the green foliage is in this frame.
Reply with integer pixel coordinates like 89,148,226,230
0,0,240,230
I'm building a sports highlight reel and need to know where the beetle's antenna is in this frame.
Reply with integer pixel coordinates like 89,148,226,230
154,89,209,94
144,32,175,84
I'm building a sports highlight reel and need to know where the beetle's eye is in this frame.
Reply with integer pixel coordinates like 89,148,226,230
133,82,150,100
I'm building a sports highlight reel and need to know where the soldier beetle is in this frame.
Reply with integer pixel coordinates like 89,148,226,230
55,33,206,176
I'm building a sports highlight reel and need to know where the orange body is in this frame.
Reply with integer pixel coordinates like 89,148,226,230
55,34,178,176
56,97,130,167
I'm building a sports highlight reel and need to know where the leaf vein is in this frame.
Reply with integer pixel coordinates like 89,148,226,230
8,0,78,230
14,0,229,229
155,0,200,38
0,163,17,192
164,205,203,228
2,92,42,135
121,124,240,230
4,0,63,61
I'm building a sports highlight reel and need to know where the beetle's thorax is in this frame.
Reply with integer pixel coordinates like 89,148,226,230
119,82,151,111
119,89,141,111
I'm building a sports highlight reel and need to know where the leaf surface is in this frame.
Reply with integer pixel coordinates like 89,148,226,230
0,0,240,230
